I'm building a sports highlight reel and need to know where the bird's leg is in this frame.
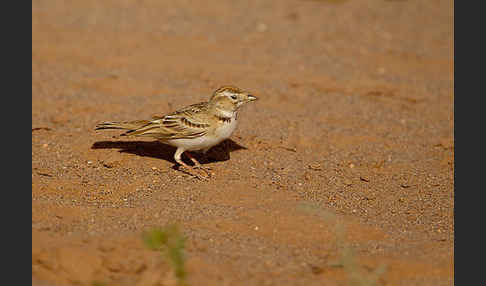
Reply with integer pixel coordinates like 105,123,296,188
174,148,208,180
184,151,202,168
184,151,212,177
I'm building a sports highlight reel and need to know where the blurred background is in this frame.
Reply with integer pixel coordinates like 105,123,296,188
33,1,453,285
32,0,452,101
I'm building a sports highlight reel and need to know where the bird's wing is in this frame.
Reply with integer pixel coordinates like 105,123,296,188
126,102,210,140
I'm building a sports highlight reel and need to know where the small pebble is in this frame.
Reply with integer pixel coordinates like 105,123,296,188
308,163,322,171
360,176,370,182
256,23,268,32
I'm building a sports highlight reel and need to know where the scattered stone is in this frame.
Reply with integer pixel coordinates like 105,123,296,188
343,179,353,186
287,12,299,21
256,23,268,32
308,163,322,171
280,146,297,152
360,176,370,182
32,127,51,132
309,264,324,275
102,157,121,168
37,172,53,177
362,189,376,200
435,137,454,150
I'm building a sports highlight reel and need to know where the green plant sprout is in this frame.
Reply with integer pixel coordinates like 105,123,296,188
143,224,188,286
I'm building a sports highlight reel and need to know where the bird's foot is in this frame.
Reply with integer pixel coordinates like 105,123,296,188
193,164,213,177
178,165,210,181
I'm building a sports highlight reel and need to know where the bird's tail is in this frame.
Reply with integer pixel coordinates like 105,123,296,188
95,120,151,136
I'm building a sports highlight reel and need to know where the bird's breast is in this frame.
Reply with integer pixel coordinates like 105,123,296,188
214,115,238,140
165,115,238,151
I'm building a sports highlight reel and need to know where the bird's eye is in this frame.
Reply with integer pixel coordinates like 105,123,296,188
231,95,237,100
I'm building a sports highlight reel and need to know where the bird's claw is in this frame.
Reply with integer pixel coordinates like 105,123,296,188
178,165,210,181
193,165,213,177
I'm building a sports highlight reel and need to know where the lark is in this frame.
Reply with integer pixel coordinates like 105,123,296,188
95,86,257,179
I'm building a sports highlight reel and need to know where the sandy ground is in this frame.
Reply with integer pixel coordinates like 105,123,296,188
32,0,454,285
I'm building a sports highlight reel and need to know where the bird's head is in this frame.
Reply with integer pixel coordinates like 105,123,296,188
209,85,257,112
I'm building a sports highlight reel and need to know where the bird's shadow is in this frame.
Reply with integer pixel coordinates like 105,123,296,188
91,138,247,166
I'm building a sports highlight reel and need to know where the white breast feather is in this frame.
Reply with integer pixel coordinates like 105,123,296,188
215,113,238,140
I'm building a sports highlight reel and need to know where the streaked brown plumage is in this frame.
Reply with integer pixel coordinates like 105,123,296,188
95,85,257,179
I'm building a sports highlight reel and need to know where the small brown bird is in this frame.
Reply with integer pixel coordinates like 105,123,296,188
95,86,257,179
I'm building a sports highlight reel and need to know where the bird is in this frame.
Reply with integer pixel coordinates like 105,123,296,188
95,85,258,179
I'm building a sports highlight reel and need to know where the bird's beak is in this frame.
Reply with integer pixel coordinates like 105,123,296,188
247,94,258,101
